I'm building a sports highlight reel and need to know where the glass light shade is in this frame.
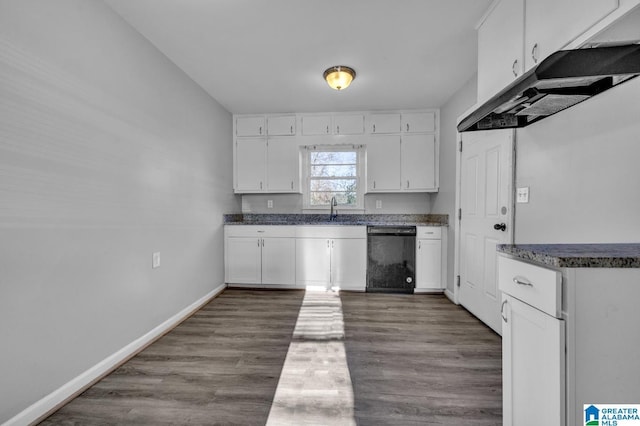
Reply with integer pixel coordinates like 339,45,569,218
323,66,356,90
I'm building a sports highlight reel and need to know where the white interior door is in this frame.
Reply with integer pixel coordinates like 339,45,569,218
458,129,513,334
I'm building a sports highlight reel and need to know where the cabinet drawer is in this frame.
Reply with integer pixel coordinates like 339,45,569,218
498,255,561,318
224,225,295,238
416,226,441,239
295,226,366,239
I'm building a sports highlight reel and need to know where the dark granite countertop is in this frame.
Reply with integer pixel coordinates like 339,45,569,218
224,213,448,227
497,243,640,268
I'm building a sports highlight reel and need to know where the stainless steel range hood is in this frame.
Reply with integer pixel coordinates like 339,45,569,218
458,44,640,132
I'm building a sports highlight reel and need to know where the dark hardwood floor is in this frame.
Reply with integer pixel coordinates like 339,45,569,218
40,289,501,425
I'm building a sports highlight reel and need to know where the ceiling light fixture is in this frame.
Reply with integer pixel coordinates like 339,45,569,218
323,66,356,91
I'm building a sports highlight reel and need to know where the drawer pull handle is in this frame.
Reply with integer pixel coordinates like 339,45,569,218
513,276,533,287
501,299,508,323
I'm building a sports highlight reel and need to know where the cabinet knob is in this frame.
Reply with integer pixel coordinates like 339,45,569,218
531,43,539,64
407,180,410,189
290,125,293,134
259,126,262,135
373,180,376,189
373,124,376,133
337,125,340,134
406,123,410,132
291,181,294,190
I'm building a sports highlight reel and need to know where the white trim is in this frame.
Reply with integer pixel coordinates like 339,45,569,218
3,284,227,426
444,288,456,304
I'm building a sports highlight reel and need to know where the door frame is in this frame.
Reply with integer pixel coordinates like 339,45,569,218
452,111,516,306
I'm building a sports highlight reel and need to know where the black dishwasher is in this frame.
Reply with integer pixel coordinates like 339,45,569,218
366,226,416,293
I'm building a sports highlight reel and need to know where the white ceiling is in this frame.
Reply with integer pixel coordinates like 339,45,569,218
105,0,492,114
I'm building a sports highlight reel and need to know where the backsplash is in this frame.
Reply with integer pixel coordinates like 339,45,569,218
241,193,433,214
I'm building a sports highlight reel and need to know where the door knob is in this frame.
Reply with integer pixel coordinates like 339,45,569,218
494,223,506,231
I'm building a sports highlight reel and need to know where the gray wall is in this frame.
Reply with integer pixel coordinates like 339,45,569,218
0,0,239,422
432,76,478,292
515,76,640,243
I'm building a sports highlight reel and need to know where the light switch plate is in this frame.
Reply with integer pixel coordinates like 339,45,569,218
376,200,382,209
516,187,529,203
152,252,161,268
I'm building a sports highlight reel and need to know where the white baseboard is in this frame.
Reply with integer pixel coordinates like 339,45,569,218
4,283,227,426
444,288,457,304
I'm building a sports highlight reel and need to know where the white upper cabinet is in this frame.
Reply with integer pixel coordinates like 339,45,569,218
334,114,364,135
235,138,266,192
301,115,331,135
401,134,436,191
267,115,296,136
477,0,525,103
236,116,265,136
266,137,299,193
367,135,401,192
369,113,401,134
523,0,618,71
401,112,435,133
477,0,620,101
235,110,439,194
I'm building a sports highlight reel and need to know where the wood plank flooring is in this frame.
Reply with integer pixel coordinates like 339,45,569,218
40,289,501,425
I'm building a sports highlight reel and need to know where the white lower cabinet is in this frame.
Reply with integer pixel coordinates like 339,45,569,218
415,226,445,292
502,293,564,426
499,254,640,426
224,226,295,286
295,226,367,291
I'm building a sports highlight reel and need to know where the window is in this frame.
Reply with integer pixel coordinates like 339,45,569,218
303,145,364,210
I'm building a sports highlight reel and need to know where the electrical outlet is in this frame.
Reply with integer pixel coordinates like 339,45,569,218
152,252,161,268
516,187,530,203
267,199,273,209
376,199,382,209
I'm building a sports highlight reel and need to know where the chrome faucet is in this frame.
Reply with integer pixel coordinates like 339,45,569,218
329,196,338,221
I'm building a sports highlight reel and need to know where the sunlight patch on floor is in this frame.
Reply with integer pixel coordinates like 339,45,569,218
265,287,356,425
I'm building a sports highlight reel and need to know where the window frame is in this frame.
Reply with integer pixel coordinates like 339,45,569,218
302,144,365,211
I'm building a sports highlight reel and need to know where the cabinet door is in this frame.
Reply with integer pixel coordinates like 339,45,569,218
235,138,266,192
502,294,564,426
331,238,366,291
295,238,331,287
477,0,525,103
416,239,442,290
401,134,436,191
262,237,296,285
267,115,296,136
301,115,331,135
369,113,401,134
266,137,299,192
334,114,364,135
401,112,435,133
236,116,265,136
226,237,262,284
367,135,401,192
524,0,618,71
